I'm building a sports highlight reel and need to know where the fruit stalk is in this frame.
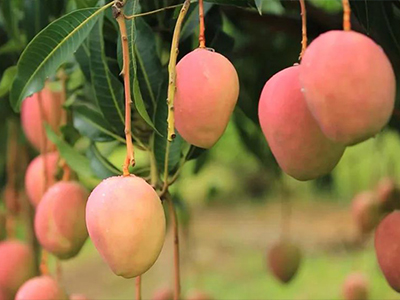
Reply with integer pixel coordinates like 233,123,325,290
135,277,141,300
166,0,191,142
199,0,206,48
342,0,351,31
299,0,307,60
166,194,181,300
116,2,135,176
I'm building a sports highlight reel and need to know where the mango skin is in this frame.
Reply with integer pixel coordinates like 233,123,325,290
69,294,89,300
35,181,89,260
300,30,396,146
86,175,166,278
24,152,59,207
0,213,5,241
15,276,68,300
21,87,63,150
351,191,383,234
0,240,35,298
175,48,239,149
258,66,345,181
267,240,301,284
375,211,400,292
152,287,173,300
342,273,369,300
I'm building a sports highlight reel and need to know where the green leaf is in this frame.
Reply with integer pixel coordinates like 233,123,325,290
87,143,120,179
134,18,163,108
153,79,184,173
204,0,255,7
73,103,126,143
254,0,262,15
10,4,112,112
45,124,95,178
75,40,92,82
0,66,17,97
23,0,49,42
75,0,99,9
181,3,214,41
89,16,125,133
1,0,21,42
124,0,159,132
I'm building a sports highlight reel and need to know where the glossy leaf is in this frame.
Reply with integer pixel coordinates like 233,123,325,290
45,124,94,178
73,103,125,143
23,0,49,42
181,3,214,41
10,5,112,112
87,143,120,179
75,40,92,82
89,16,125,133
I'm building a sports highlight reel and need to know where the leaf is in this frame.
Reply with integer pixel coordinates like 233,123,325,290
10,5,112,112
23,0,49,42
124,0,159,131
45,124,94,178
73,103,125,143
134,18,163,108
1,0,21,42
153,78,184,173
89,16,125,133
75,0,99,9
204,0,256,7
0,66,17,97
254,0,262,15
87,143,120,179
75,40,92,82
181,3,214,41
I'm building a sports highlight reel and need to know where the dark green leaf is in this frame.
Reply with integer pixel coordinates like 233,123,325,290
87,143,120,179
204,0,255,8
75,40,92,82
23,0,49,42
45,124,94,178
10,5,111,112
254,0,262,15
73,103,125,143
153,79,184,173
75,0,99,9
0,66,17,97
89,16,125,133
181,3,213,41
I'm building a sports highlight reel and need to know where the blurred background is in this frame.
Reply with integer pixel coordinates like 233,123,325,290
1,0,400,299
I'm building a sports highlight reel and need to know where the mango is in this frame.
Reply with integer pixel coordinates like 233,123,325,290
342,272,369,300
175,48,239,149
86,175,165,278
35,181,89,259
15,276,67,300
300,30,396,145
258,66,345,181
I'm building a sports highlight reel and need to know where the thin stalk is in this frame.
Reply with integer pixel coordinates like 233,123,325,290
135,276,142,300
199,0,206,48
166,194,180,300
160,0,191,198
342,0,351,31
298,0,307,60
125,3,184,19
116,5,135,176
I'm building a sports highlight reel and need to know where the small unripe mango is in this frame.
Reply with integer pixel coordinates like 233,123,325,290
25,152,59,207
258,66,345,181
376,177,400,212
375,211,400,292
342,272,369,300
86,175,166,278
351,191,383,234
0,240,35,297
15,276,67,300
300,30,396,146
35,181,89,259
21,87,63,151
175,48,239,149
267,240,302,284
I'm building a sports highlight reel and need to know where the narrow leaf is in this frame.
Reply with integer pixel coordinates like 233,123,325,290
88,143,121,179
89,16,125,133
45,124,94,178
10,4,112,112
